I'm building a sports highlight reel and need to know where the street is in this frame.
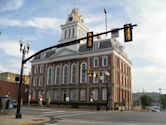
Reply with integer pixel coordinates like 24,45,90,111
21,107,166,125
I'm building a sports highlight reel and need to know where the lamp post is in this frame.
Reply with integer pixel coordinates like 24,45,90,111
105,71,110,111
16,39,30,119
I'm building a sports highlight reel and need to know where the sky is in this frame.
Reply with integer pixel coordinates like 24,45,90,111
0,0,166,93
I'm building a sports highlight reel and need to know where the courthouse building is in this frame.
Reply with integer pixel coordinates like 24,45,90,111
30,9,132,109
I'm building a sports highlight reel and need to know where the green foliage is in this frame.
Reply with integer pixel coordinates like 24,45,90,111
161,94,166,109
140,94,152,107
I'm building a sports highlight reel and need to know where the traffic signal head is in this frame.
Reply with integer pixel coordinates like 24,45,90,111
87,32,93,48
124,24,132,42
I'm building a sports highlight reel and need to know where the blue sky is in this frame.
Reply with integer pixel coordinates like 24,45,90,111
0,0,166,93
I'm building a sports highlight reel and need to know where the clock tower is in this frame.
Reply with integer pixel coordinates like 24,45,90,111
59,8,89,44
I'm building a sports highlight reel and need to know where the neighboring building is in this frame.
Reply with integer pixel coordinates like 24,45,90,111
30,8,132,110
0,72,30,85
0,80,29,101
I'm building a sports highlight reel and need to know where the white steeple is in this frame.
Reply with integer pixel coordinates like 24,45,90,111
59,8,89,43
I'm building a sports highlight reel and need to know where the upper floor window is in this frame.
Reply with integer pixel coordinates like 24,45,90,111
63,65,68,84
71,64,77,84
38,76,43,86
47,66,53,85
93,57,99,68
64,30,67,39
102,56,108,67
72,28,75,37
39,64,44,73
93,43,99,50
33,77,37,86
34,65,38,74
55,66,60,84
80,62,87,83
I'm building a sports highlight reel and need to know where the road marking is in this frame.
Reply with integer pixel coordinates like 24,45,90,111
54,111,96,118
60,119,137,125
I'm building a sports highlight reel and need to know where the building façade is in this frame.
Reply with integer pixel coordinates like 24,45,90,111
30,8,132,110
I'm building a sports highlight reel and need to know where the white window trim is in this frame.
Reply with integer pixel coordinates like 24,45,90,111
33,77,37,86
80,62,87,83
71,63,77,84
34,65,38,74
55,65,60,85
93,57,99,68
38,76,43,86
39,64,44,73
47,66,53,85
62,64,68,84
102,56,108,67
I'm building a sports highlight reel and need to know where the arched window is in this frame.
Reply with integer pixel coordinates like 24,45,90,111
38,76,43,86
63,65,68,84
71,64,77,84
55,66,60,84
80,62,87,83
47,66,52,85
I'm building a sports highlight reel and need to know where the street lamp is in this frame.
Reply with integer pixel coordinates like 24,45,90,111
16,39,30,119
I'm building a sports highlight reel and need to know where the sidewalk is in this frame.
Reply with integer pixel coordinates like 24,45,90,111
0,112,50,125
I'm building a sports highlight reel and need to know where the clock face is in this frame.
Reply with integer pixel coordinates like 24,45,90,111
68,16,73,21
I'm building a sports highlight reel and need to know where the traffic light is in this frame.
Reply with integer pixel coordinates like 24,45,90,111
87,32,93,48
124,24,132,42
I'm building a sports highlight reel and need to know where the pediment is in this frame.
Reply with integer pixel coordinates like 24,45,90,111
53,47,78,57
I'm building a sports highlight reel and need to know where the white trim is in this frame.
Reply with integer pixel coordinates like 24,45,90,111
38,76,43,86
80,62,87,83
70,63,77,84
62,64,68,84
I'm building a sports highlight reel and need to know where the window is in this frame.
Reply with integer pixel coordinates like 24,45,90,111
46,90,52,99
68,29,71,38
33,77,37,86
72,28,75,37
38,76,43,86
64,30,67,39
39,64,44,73
71,64,77,84
34,65,38,74
93,71,98,83
93,43,99,50
70,89,77,101
80,62,87,83
93,57,99,68
102,56,108,67
47,66,53,85
91,89,98,101
102,88,107,101
80,89,86,101
55,66,60,84
63,65,68,84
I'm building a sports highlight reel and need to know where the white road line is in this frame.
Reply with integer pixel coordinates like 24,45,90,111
60,119,137,125
54,112,96,118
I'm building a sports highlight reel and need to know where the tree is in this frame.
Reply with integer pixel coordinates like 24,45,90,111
140,95,152,107
161,94,166,109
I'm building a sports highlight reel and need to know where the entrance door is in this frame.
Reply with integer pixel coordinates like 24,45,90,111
63,93,66,101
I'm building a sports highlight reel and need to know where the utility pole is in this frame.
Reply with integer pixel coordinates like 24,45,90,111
159,88,162,110
104,9,108,36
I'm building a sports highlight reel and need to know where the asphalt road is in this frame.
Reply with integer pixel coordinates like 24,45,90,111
21,107,166,125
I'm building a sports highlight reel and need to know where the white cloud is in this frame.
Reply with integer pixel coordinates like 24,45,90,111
0,39,34,57
0,17,61,30
0,0,24,12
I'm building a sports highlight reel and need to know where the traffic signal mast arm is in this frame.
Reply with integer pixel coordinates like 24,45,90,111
23,24,137,64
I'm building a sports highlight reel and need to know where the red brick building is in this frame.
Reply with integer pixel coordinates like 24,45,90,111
0,80,29,101
30,8,132,110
